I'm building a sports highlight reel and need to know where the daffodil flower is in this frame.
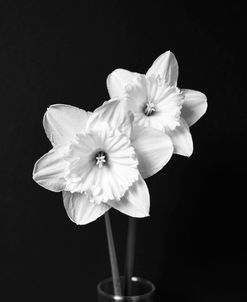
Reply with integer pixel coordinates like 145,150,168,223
107,51,207,157
33,101,173,225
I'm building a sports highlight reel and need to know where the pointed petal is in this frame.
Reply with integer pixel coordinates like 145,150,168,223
33,145,69,192
43,104,91,146
169,118,193,157
146,51,179,86
125,75,149,112
63,191,110,225
88,99,133,138
107,69,139,98
131,124,173,178
108,176,150,218
181,89,207,126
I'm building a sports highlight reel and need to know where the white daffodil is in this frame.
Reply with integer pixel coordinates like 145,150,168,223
33,101,173,225
107,51,207,157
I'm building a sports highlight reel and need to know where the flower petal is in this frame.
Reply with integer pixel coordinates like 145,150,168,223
88,99,133,138
43,104,91,146
125,75,149,113
107,69,139,98
108,176,150,218
63,191,110,225
33,145,69,192
168,118,193,157
146,51,179,86
181,89,207,126
131,124,173,178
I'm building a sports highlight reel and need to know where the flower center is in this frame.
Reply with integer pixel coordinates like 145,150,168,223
144,101,156,116
95,150,107,168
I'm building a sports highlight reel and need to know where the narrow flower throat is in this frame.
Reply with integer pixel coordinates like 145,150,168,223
95,150,107,168
144,101,156,116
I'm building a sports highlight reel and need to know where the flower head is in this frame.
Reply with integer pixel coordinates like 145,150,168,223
107,51,207,157
33,101,173,224
125,75,183,132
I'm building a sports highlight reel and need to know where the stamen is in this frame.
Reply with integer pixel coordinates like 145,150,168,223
144,101,156,116
95,151,107,168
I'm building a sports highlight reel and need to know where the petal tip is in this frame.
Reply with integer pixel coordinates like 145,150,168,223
186,149,193,157
181,140,193,157
146,50,179,86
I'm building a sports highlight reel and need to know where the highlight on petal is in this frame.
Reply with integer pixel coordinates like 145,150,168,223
108,176,150,218
88,99,133,138
43,104,91,146
131,124,173,178
107,68,139,99
168,118,193,157
63,191,110,225
33,145,70,192
125,75,149,113
146,51,179,86
181,89,207,126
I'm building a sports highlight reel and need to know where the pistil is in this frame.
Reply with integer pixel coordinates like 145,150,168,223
144,101,156,116
95,151,107,168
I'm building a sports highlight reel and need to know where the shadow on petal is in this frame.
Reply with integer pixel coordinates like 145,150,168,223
131,124,174,178
108,176,150,218
33,145,69,192
181,89,207,127
43,104,91,146
63,191,110,225
107,68,139,99
168,118,193,157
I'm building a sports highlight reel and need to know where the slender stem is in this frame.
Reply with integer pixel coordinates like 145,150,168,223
104,212,122,296
124,217,137,296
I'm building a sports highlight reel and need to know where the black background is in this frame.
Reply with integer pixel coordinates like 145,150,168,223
0,1,246,301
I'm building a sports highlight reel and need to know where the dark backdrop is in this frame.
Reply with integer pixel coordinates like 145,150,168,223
0,1,246,301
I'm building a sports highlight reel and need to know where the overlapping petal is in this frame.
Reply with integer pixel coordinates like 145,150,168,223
131,125,173,178
43,104,91,146
105,51,206,160
181,89,207,126
168,118,193,157
63,191,110,225
108,176,150,217
89,99,133,138
107,69,139,99
33,145,70,192
146,51,179,86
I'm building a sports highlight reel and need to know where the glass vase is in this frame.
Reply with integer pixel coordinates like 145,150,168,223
97,276,155,302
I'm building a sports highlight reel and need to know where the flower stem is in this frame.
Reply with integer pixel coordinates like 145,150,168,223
124,217,137,296
104,211,122,296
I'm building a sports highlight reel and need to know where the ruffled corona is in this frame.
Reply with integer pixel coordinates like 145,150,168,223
125,75,183,132
63,128,139,204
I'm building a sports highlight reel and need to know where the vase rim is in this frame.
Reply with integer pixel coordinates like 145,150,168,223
97,275,155,300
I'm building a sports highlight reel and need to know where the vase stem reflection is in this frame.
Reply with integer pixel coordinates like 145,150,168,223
97,276,155,302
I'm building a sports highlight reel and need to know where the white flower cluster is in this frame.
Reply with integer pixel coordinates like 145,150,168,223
33,51,207,225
